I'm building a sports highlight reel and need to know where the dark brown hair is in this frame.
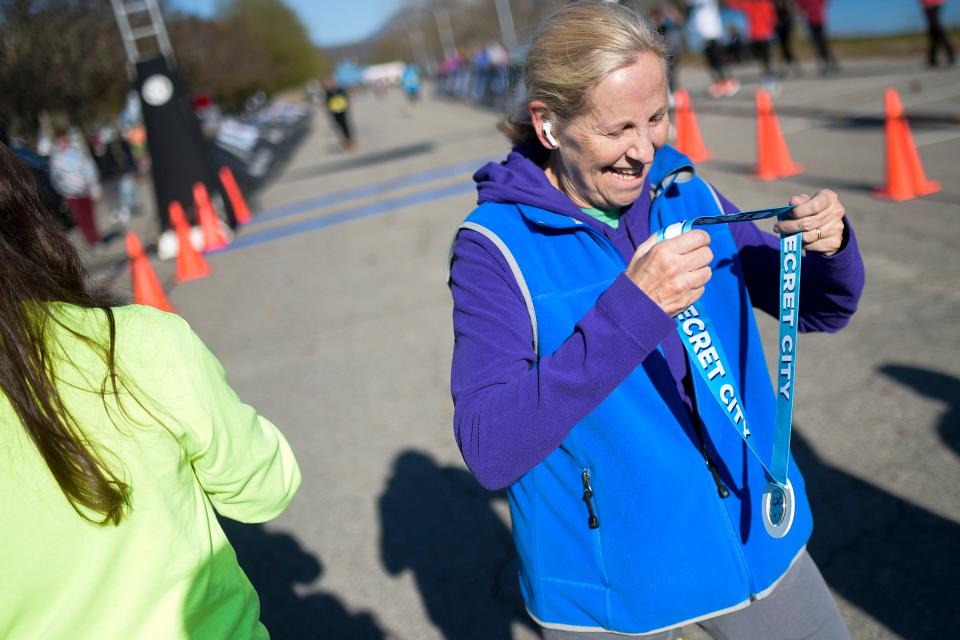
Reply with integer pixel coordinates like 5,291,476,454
0,141,129,525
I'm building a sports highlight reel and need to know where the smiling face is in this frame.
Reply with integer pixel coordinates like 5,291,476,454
539,53,669,210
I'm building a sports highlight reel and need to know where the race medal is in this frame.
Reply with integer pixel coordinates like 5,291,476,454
762,480,796,538
657,205,802,539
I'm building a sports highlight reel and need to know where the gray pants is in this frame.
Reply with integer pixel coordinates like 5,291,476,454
541,551,850,640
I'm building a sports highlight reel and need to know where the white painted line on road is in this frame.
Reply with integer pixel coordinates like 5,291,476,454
914,128,960,147
860,81,960,115
780,74,907,106
771,78,960,137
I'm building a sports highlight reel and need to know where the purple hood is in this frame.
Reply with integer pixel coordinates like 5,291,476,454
473,144,652,225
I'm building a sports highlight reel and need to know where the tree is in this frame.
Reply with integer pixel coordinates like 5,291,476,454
168,13,275,110
358,0,565,68
0,0,329,137
218,0,323,93
0,0,127,137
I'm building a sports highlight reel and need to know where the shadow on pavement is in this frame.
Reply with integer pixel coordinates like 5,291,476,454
279,142,435,185
220,519,386,640
378,450,536,640
879,363,960,458
794,429,960,638
694,98,960,131
705,160,960,207
715,61,937,88
706,160,877,193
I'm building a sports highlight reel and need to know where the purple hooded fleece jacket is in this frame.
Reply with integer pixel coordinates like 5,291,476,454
449,144,865,491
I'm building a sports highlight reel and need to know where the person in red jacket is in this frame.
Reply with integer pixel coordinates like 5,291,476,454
920,0,956,67
796,0,840,74
725,0,779,90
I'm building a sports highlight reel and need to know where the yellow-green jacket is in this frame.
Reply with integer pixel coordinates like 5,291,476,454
0,304,301,639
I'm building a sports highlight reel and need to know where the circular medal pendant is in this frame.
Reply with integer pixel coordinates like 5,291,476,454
762,479,795,538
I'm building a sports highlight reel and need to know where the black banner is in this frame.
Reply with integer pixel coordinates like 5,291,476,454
134,55,235,230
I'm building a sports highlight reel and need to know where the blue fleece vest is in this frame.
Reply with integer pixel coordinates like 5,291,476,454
461,147,812,633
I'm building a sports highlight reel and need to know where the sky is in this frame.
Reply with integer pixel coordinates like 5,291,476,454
173,0,960,48
173,0,406,47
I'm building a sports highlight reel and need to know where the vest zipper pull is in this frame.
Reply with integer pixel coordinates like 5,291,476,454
581,469,600,529
692,416,731,499
706,459,730,498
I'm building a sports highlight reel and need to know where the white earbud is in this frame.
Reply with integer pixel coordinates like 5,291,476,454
542,121,559,149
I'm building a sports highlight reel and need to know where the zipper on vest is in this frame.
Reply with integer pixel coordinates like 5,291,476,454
581,469,600,529
693,419,730,499
681,361,730,499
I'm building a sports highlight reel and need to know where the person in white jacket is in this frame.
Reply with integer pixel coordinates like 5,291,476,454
686,0,740,97
49,126,103,246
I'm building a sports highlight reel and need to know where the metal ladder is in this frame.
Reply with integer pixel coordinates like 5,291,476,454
109,0,175,64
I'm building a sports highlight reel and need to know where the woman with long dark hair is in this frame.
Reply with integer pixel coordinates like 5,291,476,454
0,142,301,638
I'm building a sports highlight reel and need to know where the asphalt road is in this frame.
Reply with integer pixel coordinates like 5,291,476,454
97,54,960,640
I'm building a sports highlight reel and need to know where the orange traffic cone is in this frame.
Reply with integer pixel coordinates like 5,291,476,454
754,90,802,181
673,89,711,163
875,87,940,201
219,166,251,224
168,201,211,283
126,231,175,312
193,182,229,252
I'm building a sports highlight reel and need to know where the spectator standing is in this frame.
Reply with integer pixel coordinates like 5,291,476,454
0,142,301,639
686,0,740,97
725,23,749,62
93,125,140,223
471,47,492,104
774,0,801,75
402,64,422,108
650,4,686,93
1,127,72,231
486,41,513,108
920,0,956,68
49,126,102,247
796,0,840,74
323,77,355,151
725,0,780,92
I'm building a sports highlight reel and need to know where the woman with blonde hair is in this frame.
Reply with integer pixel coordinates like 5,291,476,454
0,141,300,638
449,1,861,637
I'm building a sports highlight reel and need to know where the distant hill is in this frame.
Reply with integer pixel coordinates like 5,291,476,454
319,23,393,61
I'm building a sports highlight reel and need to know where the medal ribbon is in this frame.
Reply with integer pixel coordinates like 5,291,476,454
657,205,800,488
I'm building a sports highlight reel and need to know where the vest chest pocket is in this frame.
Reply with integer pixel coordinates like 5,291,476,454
534,279,618,355
536,278,617,310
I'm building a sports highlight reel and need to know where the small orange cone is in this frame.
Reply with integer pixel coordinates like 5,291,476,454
673,89,711,162
875,87,940,201
126,231,175,312
219,166,251,224
169,201,211,283
193,182,229,252
754,90,803,181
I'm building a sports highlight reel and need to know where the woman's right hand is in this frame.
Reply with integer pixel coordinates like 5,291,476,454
626,230,714,317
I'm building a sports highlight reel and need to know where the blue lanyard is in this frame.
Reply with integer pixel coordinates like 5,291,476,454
657,205,801,537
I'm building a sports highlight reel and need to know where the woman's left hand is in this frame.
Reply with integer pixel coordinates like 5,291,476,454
773,190,846,256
